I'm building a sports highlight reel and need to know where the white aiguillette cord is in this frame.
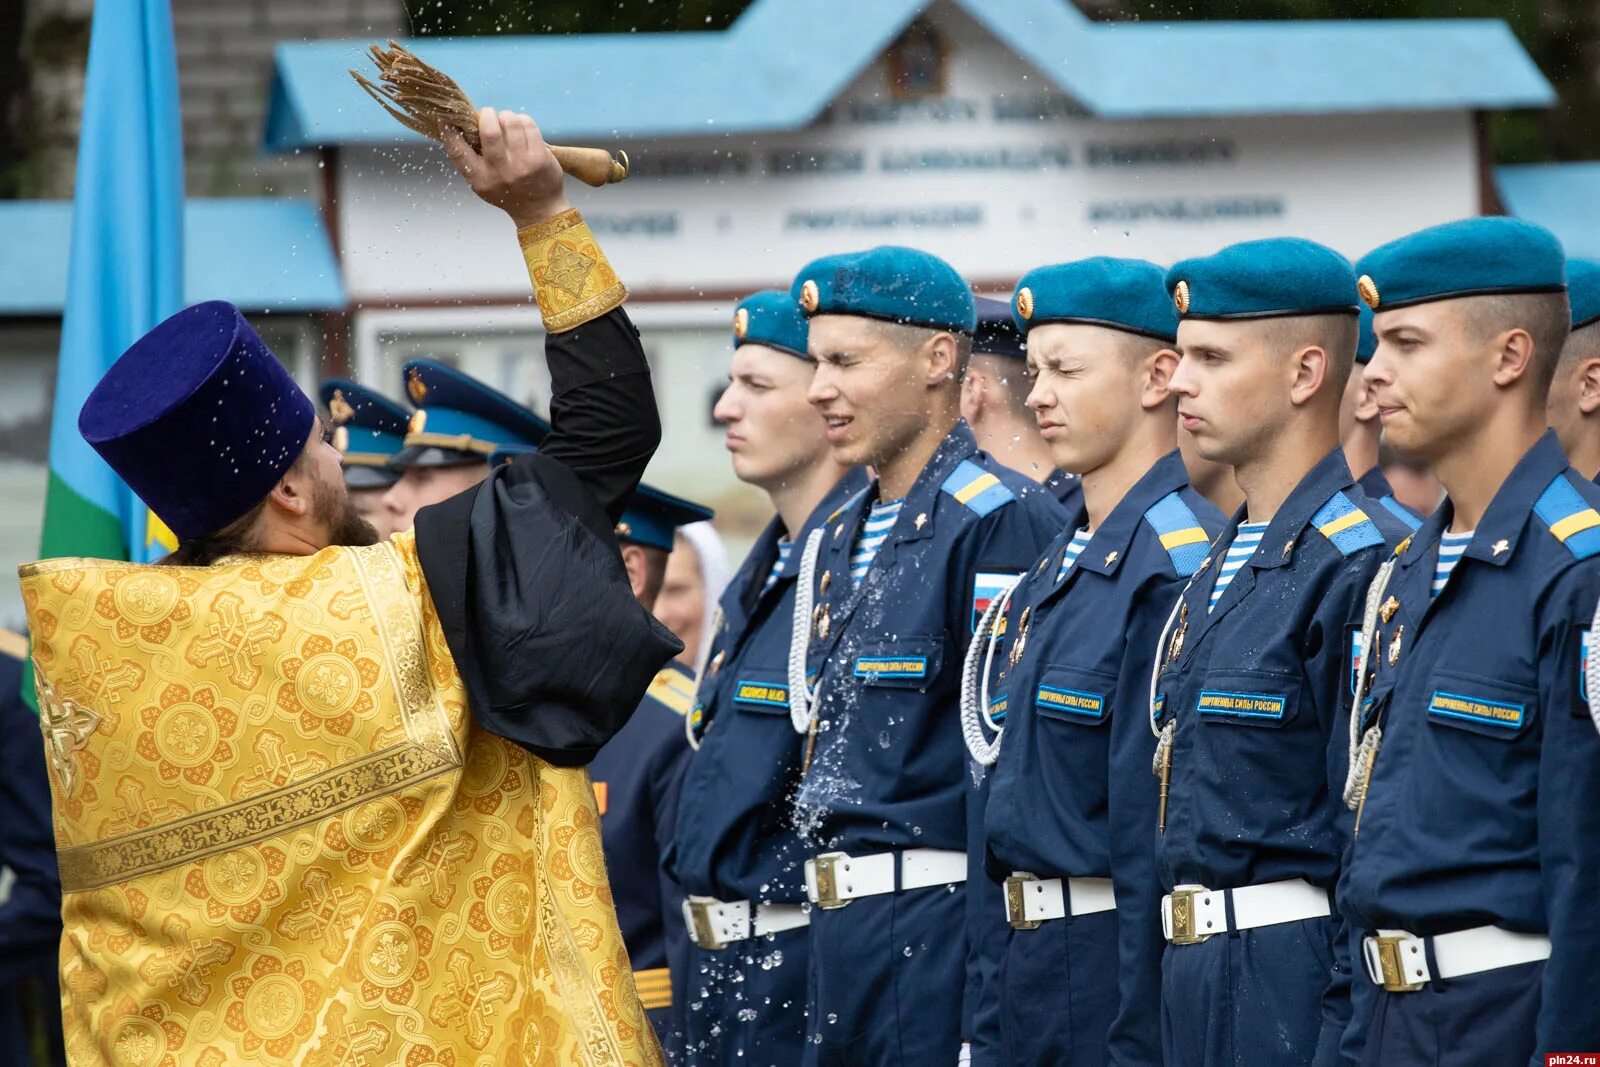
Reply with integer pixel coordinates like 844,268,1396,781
959,580,1017,767
1587,591,1600,738
1344,557,1397,811
787,526,826,736
1147,584,1190,773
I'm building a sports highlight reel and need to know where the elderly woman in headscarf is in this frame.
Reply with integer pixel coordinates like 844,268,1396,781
653,520,729,675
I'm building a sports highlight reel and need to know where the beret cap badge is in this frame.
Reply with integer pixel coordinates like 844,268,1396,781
1357,275,1381,310
799,279,820,313
1173,279,1191,315
733,307,749,340
1016,286,1034,321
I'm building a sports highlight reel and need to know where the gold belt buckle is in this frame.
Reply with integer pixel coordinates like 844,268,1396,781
811,852,850,910
1372,935,1427,993
1168,886,1213,945
1004,872,1042,930
686,899,723,951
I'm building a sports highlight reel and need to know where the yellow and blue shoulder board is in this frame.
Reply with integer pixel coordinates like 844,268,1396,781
1534,474,1600,560
646,667,697,717
0,629,25,663
1142,492,1211,576
941,460,1015,517
1311,492,1384,557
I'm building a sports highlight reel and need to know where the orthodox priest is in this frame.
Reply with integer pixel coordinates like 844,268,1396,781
19,108,681,1065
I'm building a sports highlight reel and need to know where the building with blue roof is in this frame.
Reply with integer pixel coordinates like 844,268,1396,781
254,0,1564,518
0,0,1589,612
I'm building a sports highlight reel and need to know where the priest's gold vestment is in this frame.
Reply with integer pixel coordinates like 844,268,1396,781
21,530,663,1066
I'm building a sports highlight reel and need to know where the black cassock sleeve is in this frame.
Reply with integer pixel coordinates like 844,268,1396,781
413,308,683,765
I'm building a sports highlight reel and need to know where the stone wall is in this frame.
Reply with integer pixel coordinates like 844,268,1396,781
174,0,404,196
16,0,404,199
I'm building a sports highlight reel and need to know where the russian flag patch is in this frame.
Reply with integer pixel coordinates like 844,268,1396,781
971,571,1021,632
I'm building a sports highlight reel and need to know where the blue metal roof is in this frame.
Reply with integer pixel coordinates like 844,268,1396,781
0,198,345,316
1497,163,1600,261
265,0,1553,151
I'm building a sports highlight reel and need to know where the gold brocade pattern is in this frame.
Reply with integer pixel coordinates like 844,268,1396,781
519,209,628,333
20,535,664,1066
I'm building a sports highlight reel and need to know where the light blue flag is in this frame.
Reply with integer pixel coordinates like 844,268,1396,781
39,0,184,568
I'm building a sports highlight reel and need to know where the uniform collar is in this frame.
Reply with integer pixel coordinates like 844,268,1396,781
1075,450,1193,577
1401,430,1568,569
1239,447,1357,570
1356,464,1392,501
886,419,982,546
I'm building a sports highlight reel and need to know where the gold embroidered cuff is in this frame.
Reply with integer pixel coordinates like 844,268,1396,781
518,209,628,333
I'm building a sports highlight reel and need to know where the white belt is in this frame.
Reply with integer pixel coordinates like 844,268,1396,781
1003,873,1116,929
1362,926,1552,992
804,848,967,909
682,896,810,951
1161,878,1330,945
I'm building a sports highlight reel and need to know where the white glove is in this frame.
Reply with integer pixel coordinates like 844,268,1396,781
958,1041,972,1067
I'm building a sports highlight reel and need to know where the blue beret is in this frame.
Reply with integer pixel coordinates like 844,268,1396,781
1355,217,1566,312
1013,257,1177,342
394,359,551,469
1355,305,1378,364
1167,238,1358,321
616,483,714,553
1568,259,1600,330
973,297,1025,359
791,246,976,333
79,300,315,540
733,290,810,359
320,378,407,488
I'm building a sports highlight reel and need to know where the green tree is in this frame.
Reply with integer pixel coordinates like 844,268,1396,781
408,0,750,36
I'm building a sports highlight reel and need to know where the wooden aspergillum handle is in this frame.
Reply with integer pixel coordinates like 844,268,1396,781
549,145,630,187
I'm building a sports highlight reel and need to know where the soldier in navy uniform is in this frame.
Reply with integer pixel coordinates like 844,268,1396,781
1151,239,1413,1067
963,258,1225,1067
0,629,66,1066
670,290,861,1066
962,296,1082,510
784,246,1067,1066
1339,308,1423,531
594,482,713,1056
1546,257,1600,481
318,378,409,539
382,357,550,532
1342,218,1600,1064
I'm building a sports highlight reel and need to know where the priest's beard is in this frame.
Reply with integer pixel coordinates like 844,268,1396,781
163,471,378,566
314,473,380,548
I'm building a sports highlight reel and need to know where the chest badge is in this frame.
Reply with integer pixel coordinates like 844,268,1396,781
1387,624,1404,667
1492,539,1509,557
1167,620,1187,665
915,512,928,530
813,603,832,641
1379,596,1399,624
1009,607,1032,668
